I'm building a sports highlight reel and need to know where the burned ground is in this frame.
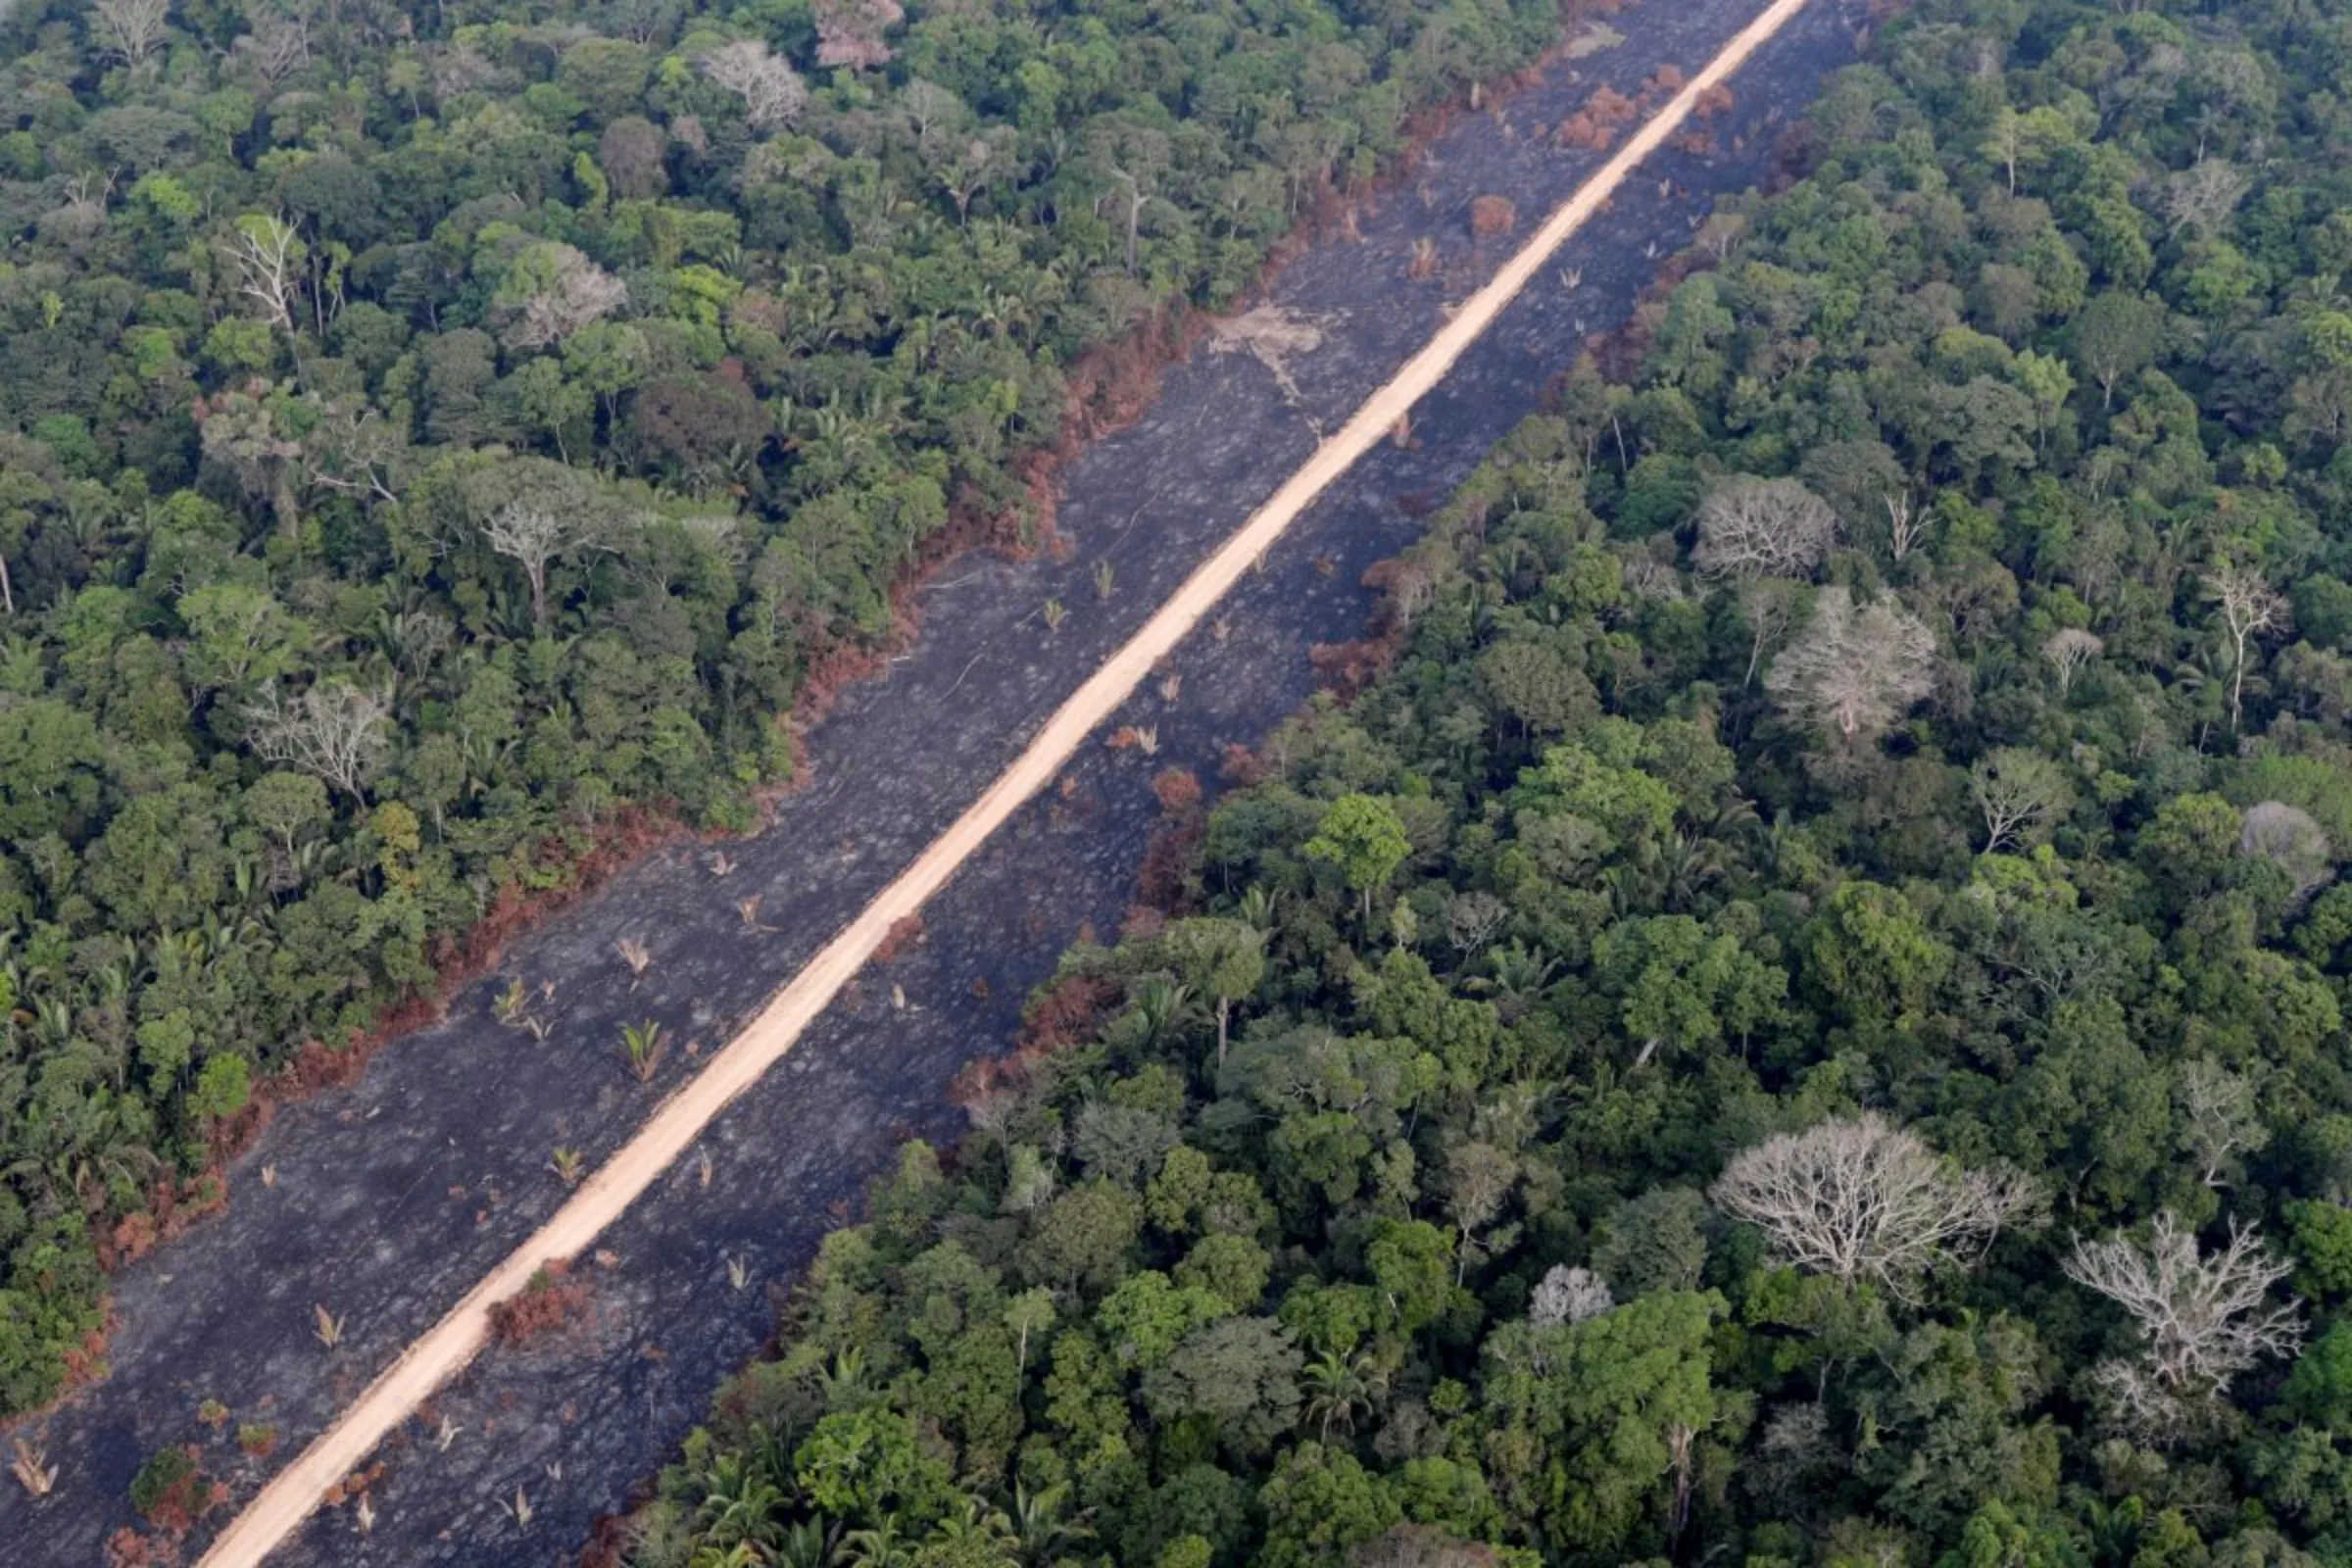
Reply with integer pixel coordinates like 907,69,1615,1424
3,1,1860,1561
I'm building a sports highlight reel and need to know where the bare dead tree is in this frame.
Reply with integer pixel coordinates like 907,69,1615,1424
1763,588,1938,749
53,170,118,243
2174,1059,2268,1191
502,245,627,351
1884,490,1930,562
698,40,808,132
2042,627,2103,698
2240,801,2333,903
1690,474,1838,580
483,503,587,628
227,213,304,334
2207,564,2285,733
938,129,1015,225
1529,1264,1614,1328
1444,891,1508,956
1969,746,2073,853
813,0,904,70
2164,160,2250,239
1348,1524,1506,1568
91,0,171,65
1710,1114,2039,1301
301,400,406,508
244,682,390,803
1446,1142,1517,1284
2063,1211,2303,1396
233,12,312,89
1738,578,1802,691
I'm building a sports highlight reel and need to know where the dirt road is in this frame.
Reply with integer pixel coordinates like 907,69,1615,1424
6,0,1863,1560
183,3,1817,1562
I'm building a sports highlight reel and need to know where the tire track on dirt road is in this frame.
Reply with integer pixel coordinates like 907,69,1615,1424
191,0,1819,1560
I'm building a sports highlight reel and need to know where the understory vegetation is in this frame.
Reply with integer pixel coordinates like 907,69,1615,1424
632,0,2352,1561
0,0,1562,1410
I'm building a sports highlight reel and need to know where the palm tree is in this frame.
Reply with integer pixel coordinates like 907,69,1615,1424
835,1516,917,1568
923,1495,1016,1562
1299,1349,1371,1442
695,1452,784,1549
1005,1481,1092,1567
773,1519,833,1568
1476,940,1558,1022
817,1346,871,1411
1130,977,1198,1048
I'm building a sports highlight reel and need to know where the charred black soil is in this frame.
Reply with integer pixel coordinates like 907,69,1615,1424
3,1,1860,1561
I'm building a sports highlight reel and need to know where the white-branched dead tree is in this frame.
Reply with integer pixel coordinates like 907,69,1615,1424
2207,564,2285,733
2173,1058,2268,1191
813,0,903,70
1738,577,1803,691
227,212,305,334
1710,1114,2039,1301
244,682,390,803
1969,746,2073,854
1884,490,1930,562
92,0,171,65
2239,801,2334,904
502,243,627,352
2063,1212,2302,1439
1763,588,1938,749
698,40,807,132
1690,475,1838,581
1529,1264,1614,1328
2042,627,2103,698
2163,160,2250,239
484,502,589,628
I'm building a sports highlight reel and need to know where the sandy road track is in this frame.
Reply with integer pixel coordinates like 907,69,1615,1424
194,1,1814,1559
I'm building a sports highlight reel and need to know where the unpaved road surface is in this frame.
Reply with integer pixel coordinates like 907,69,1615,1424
5,0,1860,1561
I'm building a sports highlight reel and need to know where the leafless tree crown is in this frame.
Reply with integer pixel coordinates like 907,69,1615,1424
2239,801,2334,903
243,682,390,803
227,213,304,333
91,0,171,65
2207,564,2286,732
2042,627,2103,696
484,503,590,628
1969,746,2071,854
2174,1058,2268,1191
1690,474,1838,581
1529,1264,1615,1328
814,0,904,70
503,244,627,352
1763,588,1938,746
2063,1211,2303,1397
1710,1113,2039,1299
699,40,808,131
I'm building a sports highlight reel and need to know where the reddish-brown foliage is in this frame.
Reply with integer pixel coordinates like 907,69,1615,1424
1469,194,1518,237
1646,64,1688,94
487,1260,590,1347
1018,973,1122,1054
1151,766,1202,815
874,912,926,964
130,1446,222,1536
318,1461,387,1508
105,1527,181,1568
1555,84,1639,150
1696,83,1735,120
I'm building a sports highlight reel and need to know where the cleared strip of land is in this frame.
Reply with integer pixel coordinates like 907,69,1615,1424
198,1,1812,1558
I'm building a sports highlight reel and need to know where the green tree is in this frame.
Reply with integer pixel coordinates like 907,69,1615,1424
1304,795,1412,930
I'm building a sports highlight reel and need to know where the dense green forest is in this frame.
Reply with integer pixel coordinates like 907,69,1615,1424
628,0,2352,1562
0,0,1566,1411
